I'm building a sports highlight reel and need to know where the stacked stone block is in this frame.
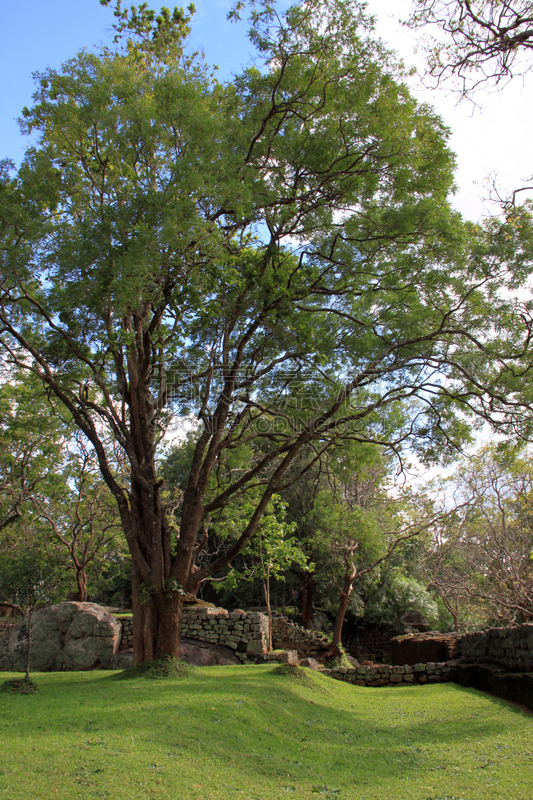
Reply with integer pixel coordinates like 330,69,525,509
342,627,397,662
328,660,458,686
459,623,533,672
391,631,462,666
118,618,134,651
270,611,331,657
179,607,269,654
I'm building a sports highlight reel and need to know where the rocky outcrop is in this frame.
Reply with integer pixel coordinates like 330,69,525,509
109,639,241,669
0,602,121,672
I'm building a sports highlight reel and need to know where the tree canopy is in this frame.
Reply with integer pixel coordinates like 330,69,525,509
1,0,532,661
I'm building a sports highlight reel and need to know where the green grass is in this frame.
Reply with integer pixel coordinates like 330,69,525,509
0,665,532,800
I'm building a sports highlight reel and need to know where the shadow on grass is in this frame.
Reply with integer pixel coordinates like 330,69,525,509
1,665,530,795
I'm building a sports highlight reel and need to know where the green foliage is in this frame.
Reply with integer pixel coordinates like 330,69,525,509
2,0,533,657
0,370,128,604
420,443,533,629
0,547,66,614
0,370,67,535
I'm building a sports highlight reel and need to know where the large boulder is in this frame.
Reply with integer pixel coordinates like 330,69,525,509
108,639,241,670
0,602,121,672
179,639,241,666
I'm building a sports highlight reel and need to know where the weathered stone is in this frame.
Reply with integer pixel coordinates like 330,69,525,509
179,640,240,666
0,602,121,672
300,657,320,670
246,639,267,654
108,648,134,669
275,650,299,665
346,655,360,668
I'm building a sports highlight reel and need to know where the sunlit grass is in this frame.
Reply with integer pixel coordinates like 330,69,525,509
0,665,532,799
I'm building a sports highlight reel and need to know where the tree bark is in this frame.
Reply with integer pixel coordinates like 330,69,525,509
74,568,87,603
331,572,356,649
322,569,357,661
25,609,32,680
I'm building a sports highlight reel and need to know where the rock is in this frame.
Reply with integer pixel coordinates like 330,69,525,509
273,649,299,666
108,640,240,670
246,638,267,654
109,649,134,669
346,655,360,668
300,657,320,670
179,639,241,666
0,602,121,672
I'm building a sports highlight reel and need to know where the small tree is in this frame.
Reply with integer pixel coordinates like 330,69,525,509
0,547,65,679
422,445,533,627
30,435,127,602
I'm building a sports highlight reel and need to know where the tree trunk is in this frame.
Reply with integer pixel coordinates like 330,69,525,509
25,610,32,680
323,570,357,660
301,572,314,629
74,568,87,602
131,563,185,664
262,567,273,651
331,575,353,649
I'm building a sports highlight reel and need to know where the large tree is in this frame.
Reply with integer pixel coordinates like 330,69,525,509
0,0,531,662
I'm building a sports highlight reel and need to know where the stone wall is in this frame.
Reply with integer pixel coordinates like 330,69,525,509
116,609,331,659
391,623,533,672
179,607,270,655
118,618,134,651
328,660,458,686
270,611,331,658
459,622,533,672
342,627,398,663
391,632,462,666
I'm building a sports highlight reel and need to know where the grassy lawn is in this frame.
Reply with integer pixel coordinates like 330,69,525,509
0,665,532,800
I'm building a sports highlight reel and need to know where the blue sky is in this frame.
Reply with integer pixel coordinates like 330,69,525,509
0,0,261,164
1,0,532,221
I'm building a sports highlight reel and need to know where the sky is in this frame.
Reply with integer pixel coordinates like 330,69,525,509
2,0,533,222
